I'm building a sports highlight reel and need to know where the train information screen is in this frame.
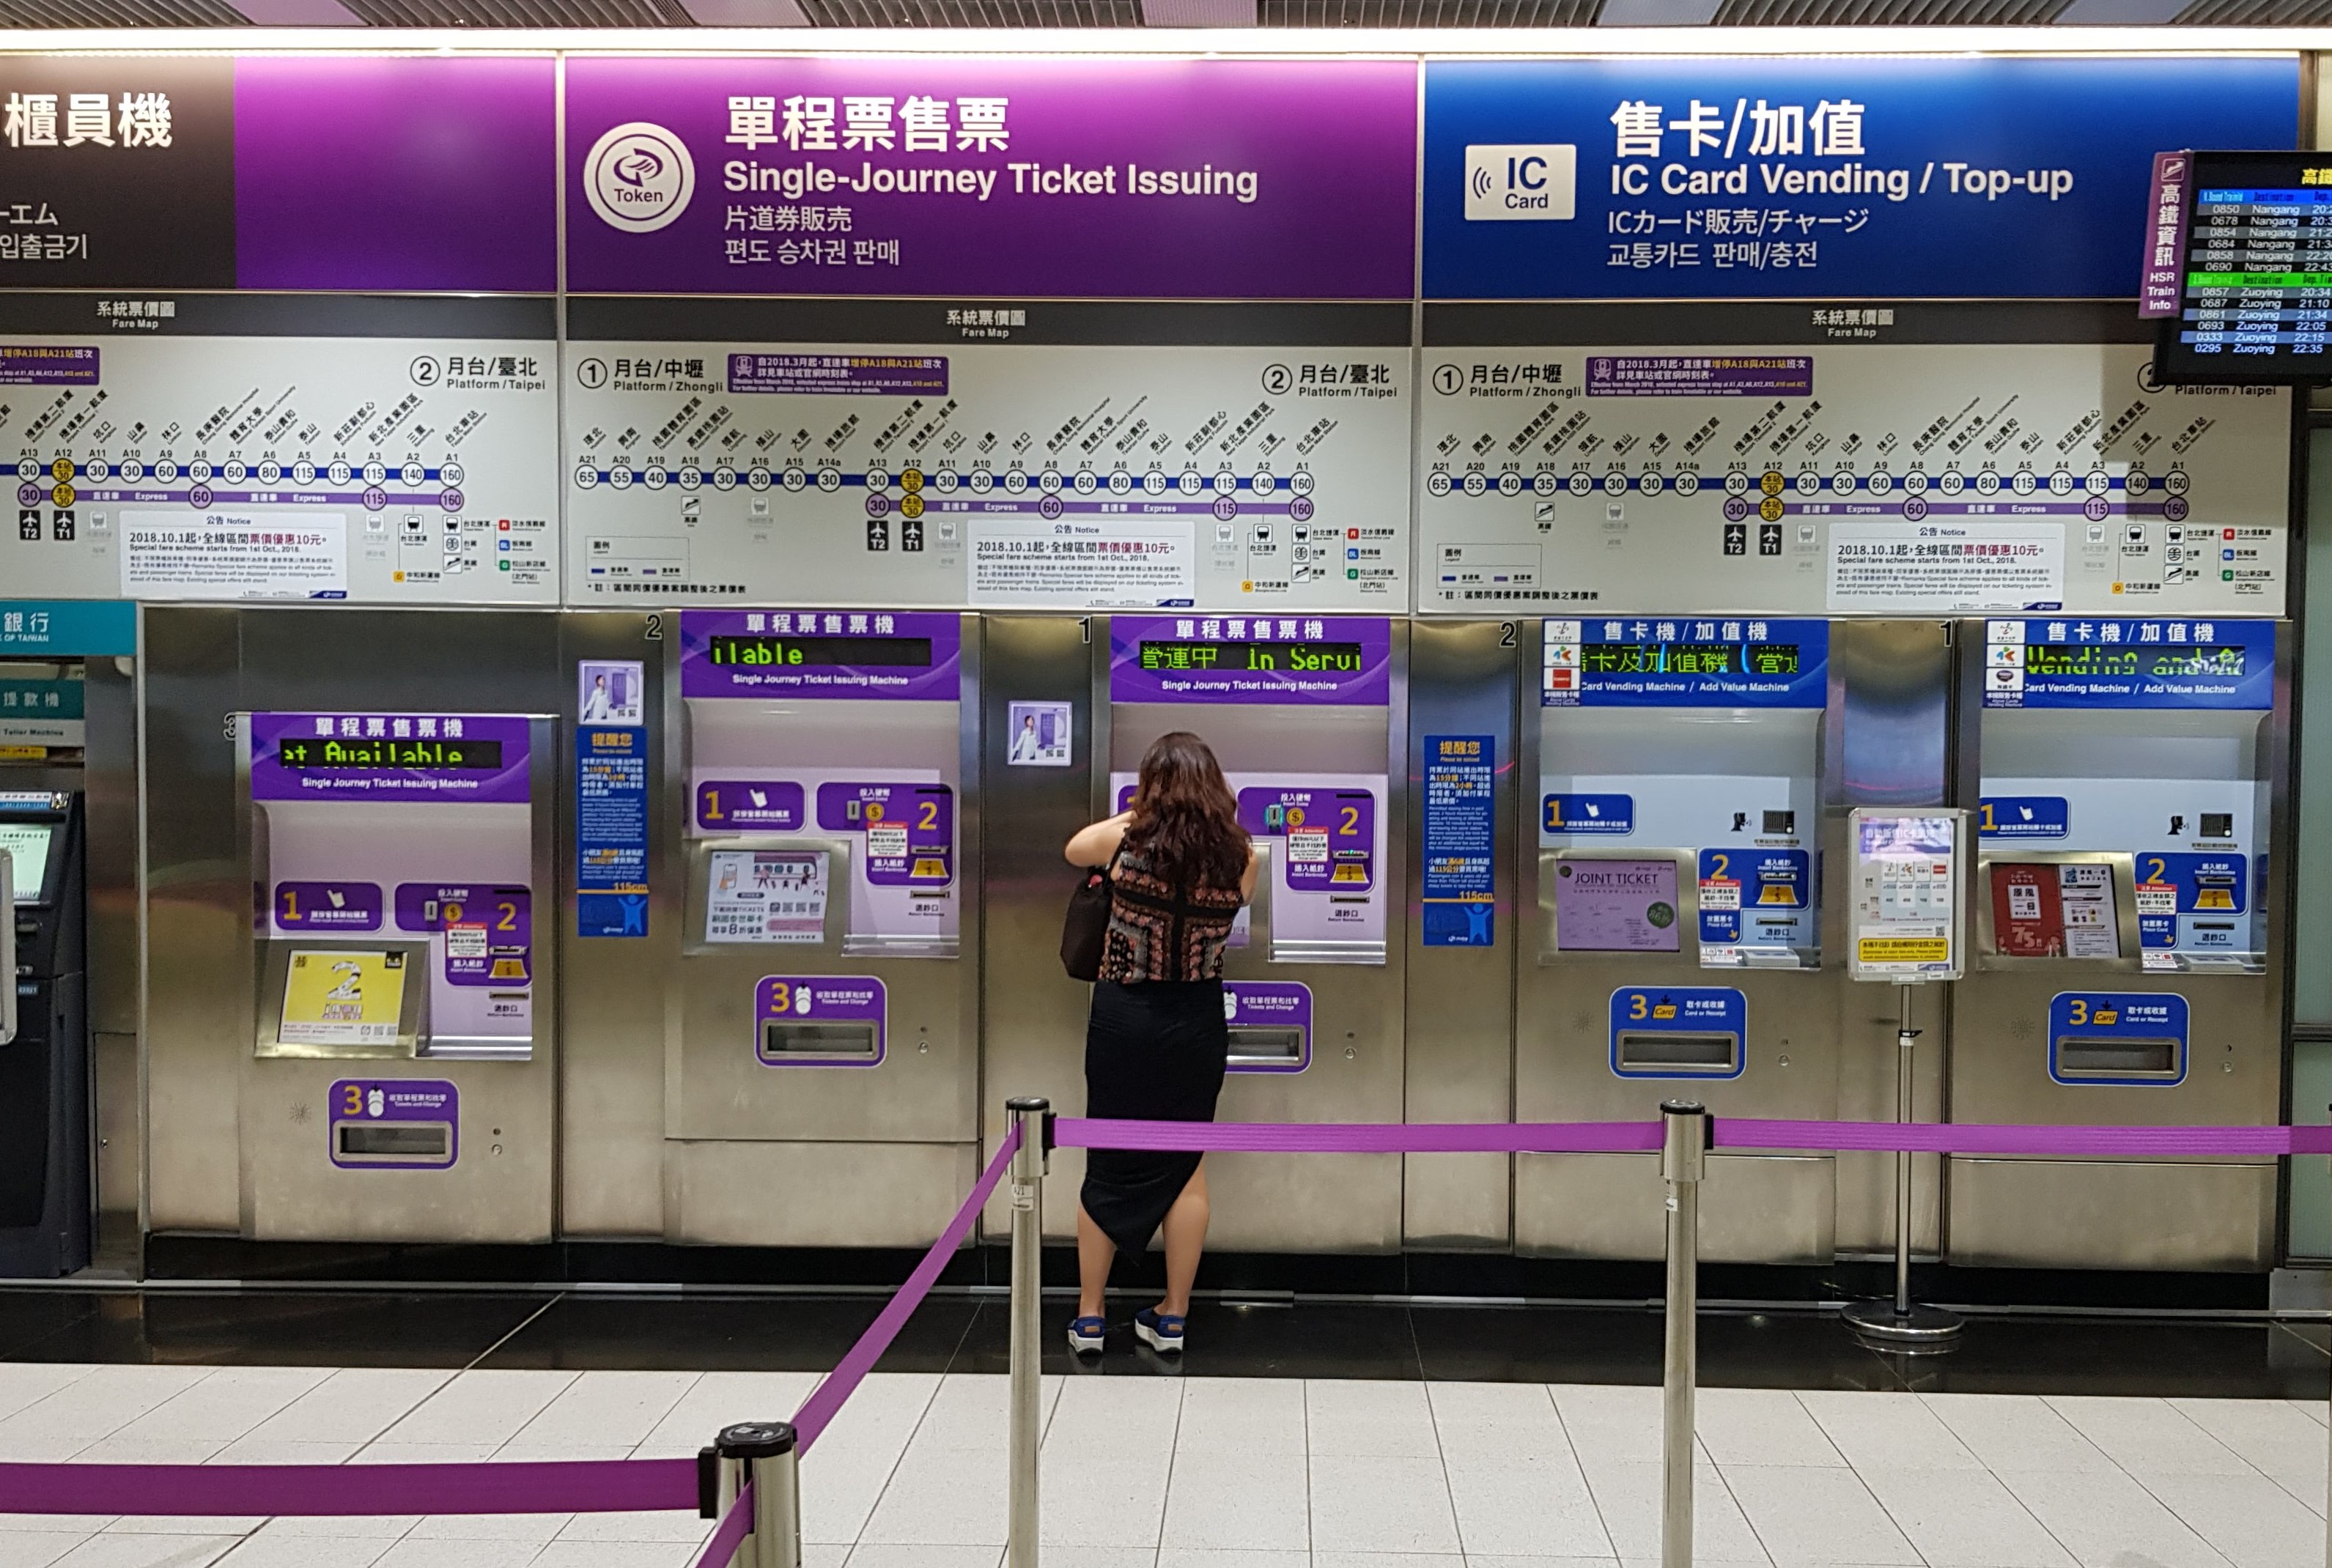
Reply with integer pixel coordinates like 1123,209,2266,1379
2159,150,2332,384
1137,640,1365,673
274,736,506,770
704,635,934,668
1579,643,1803,676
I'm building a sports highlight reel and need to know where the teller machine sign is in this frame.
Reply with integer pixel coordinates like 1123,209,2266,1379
247,713,548,1059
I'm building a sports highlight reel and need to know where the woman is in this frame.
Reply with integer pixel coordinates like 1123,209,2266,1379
1061,731,1258,1356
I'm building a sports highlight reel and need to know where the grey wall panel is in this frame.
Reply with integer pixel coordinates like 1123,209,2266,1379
558,610,671,1238
1403,618,1517,1249
141,605,244,1232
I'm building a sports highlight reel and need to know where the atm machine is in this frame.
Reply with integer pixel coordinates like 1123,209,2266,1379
1951,615,2284,1271
984,614,1404,1253
1517,614,1840,1262
0,790,89,1276
659,608,978,1247
238,709,557,1241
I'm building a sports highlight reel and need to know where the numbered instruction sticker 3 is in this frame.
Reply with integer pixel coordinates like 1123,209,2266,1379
565,341,1412,611
1414,342,2288,618
0,328,558,605
706,849,828,943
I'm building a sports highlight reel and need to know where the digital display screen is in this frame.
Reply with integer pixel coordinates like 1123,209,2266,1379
2158,151,2332,384
2023,645,2246,679
0,822,53,894
1581,642,1801,676
1137,640,1365,673
706,635,933,667
275,736,506,770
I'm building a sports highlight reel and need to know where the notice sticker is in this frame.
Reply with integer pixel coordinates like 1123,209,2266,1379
278,950,406,1049
122,511,350,600
970,518,1195,607
1827,520,2064,613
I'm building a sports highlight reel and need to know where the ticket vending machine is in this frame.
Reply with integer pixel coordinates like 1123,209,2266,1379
240,711,556,1242
1092,614,1405,1251
1517,615,1840,1262
0,791,88,1276
662,609,978,1247
1951,615,2284,1270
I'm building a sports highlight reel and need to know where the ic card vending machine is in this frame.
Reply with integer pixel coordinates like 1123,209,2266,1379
1097,613,1405,1251
1953,615,2285,1270
241,710,556,1242
663,610,977,1247
0,791,89,1276
1519,615,1838,1262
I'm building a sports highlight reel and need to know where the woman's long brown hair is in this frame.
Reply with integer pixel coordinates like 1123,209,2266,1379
1124,731,1249,890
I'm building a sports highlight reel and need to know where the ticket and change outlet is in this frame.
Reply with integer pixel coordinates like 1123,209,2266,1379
1516,615,1840,1263
663,610,978,1248
1950,616,2285,1271
240,711,556,1242
1103,614,1403,1251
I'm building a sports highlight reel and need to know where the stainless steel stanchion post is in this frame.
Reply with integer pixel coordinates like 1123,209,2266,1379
1842,985,1962,1351
1661,1100,1707,1568
714,1421,800,1568
1007,1096,1050,1568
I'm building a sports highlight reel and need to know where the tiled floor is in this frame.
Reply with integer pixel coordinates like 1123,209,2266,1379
0,1360,2326,1568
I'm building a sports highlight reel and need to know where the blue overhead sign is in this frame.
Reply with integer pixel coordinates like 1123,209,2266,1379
1982,618,2274,710
1423,56,2300,301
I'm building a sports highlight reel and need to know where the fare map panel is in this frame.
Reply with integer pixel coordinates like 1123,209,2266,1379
564,336,1412,612
1418,339,2288,617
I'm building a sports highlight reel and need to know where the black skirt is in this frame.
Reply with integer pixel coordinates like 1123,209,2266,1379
1080,978,1228,1256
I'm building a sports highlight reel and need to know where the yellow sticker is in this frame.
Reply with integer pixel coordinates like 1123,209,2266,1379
279,950,407,1048
910,857,951,880
1857,936,1948,963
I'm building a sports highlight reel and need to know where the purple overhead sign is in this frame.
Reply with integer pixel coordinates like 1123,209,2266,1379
564,56,1419,300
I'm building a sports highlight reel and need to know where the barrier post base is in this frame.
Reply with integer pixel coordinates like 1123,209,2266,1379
1842,1300,1963,1351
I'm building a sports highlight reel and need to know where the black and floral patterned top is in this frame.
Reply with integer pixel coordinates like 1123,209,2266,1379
1098,844,1245,983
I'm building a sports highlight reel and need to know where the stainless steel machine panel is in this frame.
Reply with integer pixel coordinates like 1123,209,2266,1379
0,295,557,605
1516,615,1840,1262
143,607,565,1244
658,609,979,1247
1402,621,1519,1249
564,299,1412,613
1947,617,2288,1271
1416,302,2289,619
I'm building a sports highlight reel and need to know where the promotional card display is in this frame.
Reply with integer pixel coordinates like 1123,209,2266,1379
250,711,542,1055
0,297,558,604
1418,336,2289,618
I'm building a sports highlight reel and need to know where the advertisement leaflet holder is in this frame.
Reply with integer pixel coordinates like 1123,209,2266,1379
1844,807,1968,1350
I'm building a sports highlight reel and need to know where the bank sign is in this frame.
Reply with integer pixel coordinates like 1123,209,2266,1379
1423,56,2300,300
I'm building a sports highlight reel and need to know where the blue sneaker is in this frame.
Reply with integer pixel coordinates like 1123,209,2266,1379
1134,1306,1185,1353
1066,1314,1107,1355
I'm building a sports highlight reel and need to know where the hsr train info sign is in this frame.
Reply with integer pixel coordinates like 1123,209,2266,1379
564,57,1417,299
1423,57,2300,299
